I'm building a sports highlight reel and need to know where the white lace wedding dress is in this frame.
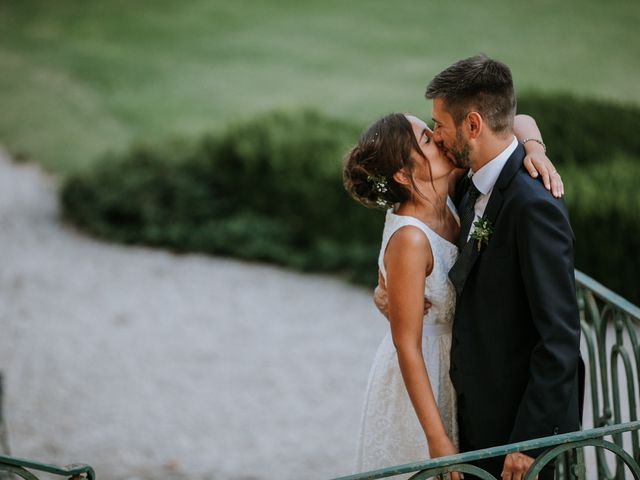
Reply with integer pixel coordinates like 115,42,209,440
355,200,459,475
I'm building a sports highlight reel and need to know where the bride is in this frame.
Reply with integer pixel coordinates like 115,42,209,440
342,112,555,477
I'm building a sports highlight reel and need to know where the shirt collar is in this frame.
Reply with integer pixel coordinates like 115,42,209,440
471,136,518,195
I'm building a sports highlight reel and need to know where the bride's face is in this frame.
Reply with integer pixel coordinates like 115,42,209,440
405,114,455,182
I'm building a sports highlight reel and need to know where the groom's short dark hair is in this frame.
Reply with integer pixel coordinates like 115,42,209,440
425,54,516,133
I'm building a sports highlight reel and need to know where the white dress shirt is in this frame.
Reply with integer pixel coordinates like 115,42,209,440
466,136,519,241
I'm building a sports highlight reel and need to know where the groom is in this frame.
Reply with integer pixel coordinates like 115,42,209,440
426,55,582,479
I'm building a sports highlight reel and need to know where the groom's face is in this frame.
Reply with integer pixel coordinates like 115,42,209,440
431,98,471,169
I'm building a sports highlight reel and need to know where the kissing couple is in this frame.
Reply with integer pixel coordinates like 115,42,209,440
343,55,583,480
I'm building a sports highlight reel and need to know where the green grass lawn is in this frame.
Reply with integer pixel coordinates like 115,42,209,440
1,0,639,173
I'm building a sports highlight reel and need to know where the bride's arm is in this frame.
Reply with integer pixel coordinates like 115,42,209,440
514,114,564,197
384,228,460,476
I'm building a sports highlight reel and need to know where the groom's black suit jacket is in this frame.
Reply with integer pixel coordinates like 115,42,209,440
449,144,583,453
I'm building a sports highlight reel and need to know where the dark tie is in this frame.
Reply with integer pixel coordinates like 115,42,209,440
457,178,481,249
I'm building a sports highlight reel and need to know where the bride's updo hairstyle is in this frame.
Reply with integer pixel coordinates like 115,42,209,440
343,113,428,210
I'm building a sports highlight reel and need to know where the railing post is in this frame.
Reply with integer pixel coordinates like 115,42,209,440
564,447,586,480
0,372,12,480
0,373,8,456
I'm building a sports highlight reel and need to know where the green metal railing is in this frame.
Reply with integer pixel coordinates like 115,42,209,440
576,270,640,478
0,455,95,480
333,422,640,480
333,270,640,480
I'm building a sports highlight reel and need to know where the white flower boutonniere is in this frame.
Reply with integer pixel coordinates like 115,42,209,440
470,217,493,252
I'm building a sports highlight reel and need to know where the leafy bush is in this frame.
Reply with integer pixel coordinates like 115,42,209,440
61,110,383,284
517,92,640,166
562,156,640,301
61,98,640,302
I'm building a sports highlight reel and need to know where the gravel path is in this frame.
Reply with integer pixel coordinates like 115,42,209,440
0,151,385,480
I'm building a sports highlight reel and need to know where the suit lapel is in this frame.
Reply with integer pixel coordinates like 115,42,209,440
449,144,525,296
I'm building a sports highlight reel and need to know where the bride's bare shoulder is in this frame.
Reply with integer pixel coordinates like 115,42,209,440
384,225,433,276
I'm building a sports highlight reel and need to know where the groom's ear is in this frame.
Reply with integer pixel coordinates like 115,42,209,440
465,111,483,139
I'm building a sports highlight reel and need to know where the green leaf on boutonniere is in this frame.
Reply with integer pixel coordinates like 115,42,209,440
470,217,493,252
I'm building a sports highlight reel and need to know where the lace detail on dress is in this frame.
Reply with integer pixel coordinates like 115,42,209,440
354,202,459,476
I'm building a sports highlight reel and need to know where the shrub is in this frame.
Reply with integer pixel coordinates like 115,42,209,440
562,156,640,301
61,109,385,283
61,98,640,302
517,92,640,166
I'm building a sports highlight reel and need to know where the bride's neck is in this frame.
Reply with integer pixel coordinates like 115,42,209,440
395,178,449,221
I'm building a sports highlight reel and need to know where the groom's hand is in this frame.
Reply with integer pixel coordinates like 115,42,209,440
373,271,390,319
501,452,537,480
373,271,431,320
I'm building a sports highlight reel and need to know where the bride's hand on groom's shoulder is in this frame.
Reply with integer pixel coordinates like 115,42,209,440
373,270,432,320
523,150,564,199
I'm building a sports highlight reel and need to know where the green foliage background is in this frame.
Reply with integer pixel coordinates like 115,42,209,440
61,96,640,303
1,0,639,302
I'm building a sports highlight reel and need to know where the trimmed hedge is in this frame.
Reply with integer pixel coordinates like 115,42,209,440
561,156,640,302
61,96,640,303
62,110,382,284
518,93,640,166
